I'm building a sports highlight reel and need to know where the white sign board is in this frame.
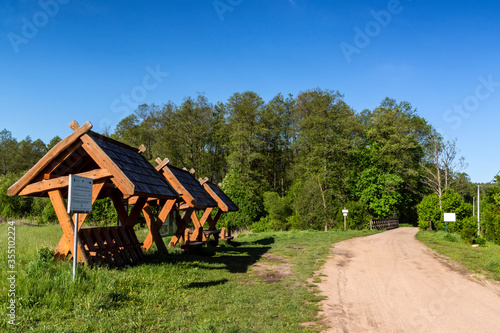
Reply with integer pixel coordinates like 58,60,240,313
342,209,348,217
67,175,93,213
444,213,456,222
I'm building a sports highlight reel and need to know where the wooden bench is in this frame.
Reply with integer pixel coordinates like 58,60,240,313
79,226,143,267
219,227,234,242
180,228,206,252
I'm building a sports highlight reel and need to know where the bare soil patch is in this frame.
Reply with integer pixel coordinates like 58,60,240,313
251,253,293,283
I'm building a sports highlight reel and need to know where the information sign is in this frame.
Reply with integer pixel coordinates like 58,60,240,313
67,175,93,213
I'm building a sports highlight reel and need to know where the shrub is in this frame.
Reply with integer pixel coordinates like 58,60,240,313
443,232,459,242
460,216,477,243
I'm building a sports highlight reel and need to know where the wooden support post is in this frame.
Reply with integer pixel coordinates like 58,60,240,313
54,181,105,254
209,209,223,230
169,209,191,247
108,188,129,225
49,190,89,264
143,199,176,251
124,196,147,227
142,203,168,253
189,210,204,241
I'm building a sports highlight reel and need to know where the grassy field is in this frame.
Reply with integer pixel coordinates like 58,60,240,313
416,231,500,281
0,222,378,332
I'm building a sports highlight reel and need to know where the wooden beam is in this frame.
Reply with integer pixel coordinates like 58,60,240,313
19,169,111,196
142,204,168,253
160,166,197,207
202,183,229,212
49,190,89,264
199,207,215,230
155,157,170,170
143,198,176,251
8,121,93,196
107,188,128,225
80,134,135,197
169,208,192,247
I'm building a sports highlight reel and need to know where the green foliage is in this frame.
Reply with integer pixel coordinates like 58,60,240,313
87,198,119,226
482,179,500,245
253,191,292,232
220,169,263,229
417,189,472,232
460,216,477,243
287,176,328,230
443,232,459,242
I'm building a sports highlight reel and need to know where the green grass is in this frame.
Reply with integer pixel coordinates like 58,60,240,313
0,223,378,332
416,230,500,282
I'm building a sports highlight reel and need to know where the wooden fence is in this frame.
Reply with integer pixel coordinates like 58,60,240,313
370,218,399,230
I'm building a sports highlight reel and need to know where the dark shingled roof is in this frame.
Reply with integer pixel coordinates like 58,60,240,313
166,165,217,208
90,132,178,198
205,182,238,212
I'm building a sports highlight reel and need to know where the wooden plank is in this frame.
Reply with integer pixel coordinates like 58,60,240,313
49,190,89,264
109,227,134,263
143,198,176,251
92,228,116,266
80,134,135,197
8,121,93,196
19,169,111,196
116,227,139,262
101,227,128,265
125,226,144,260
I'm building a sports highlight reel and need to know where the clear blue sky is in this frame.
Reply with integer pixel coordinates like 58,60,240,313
1,0,499,183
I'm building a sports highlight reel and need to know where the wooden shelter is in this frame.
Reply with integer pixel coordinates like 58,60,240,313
198,178,239,241
7,121,178,266
147,158,218,249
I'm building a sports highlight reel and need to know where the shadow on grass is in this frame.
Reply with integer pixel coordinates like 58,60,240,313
187,279,229,288
142,237,275,274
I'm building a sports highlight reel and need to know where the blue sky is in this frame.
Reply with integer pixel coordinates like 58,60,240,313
1,0,499,183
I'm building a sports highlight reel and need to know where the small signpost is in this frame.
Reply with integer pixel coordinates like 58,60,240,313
342,208,348,231
444,213,456,233
67,175,93,280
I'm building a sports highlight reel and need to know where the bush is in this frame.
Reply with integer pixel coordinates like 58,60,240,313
460,216,477,243
473,237,487,246
443,232,459,242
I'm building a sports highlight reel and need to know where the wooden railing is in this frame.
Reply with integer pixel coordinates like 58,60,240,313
370,218,399,230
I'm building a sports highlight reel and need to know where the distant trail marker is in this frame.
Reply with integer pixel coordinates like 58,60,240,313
67,175,93,280
342,208,348,231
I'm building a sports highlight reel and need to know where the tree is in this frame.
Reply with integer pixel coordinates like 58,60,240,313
355,98,432,222
0,129,17,175
290,89,361,228
421,130,468,209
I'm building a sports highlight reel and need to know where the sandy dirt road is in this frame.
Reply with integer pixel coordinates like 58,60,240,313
317,227,500,332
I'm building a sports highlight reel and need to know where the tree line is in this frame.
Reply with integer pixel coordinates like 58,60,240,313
2,88,499,245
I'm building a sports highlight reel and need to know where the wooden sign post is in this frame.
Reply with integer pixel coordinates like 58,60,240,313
342,208,348,231
67,175,93,280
